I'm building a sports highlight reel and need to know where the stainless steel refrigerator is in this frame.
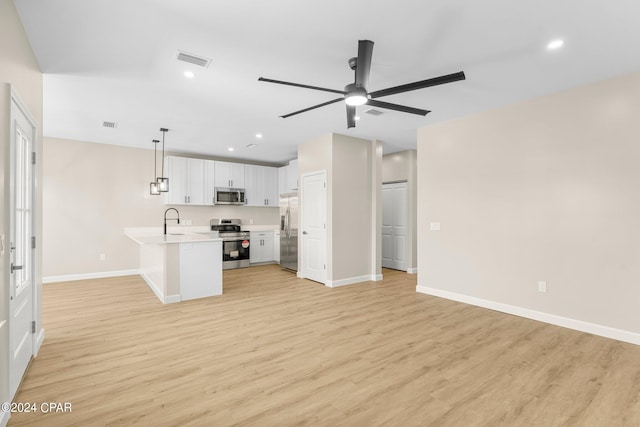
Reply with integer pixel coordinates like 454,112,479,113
279,192,298,272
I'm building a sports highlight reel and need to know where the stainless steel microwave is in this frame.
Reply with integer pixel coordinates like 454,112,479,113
215,187,246,205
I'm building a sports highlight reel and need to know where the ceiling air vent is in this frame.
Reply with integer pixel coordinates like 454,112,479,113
365,109,384,116
102,121,118,128
176,50,211,68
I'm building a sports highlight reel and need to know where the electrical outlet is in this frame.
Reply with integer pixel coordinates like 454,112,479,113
430,222,441,231
538,281,547,293
99,253,106,261
184,219,192,225
250,219,254,225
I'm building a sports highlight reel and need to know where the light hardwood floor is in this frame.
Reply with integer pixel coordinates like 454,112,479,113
8,266,640,426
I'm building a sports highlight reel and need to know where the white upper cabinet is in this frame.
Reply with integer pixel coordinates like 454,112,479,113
245,165,279,207
165,156,205,205
279,159,298,194
278,166,286,195
215,161,245,188
204,160,216,205
164,155,279,207
286,159,298,191
265,167,278,205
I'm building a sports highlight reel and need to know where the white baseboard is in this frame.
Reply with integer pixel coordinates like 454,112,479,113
140,272,180,304
43,269,140,283
407,268,417,274
1,410,9,427
296,271,303,279
165,294,181,304
416,286,640,346
34,328,45,356
326,275,377,288
372,274,383,281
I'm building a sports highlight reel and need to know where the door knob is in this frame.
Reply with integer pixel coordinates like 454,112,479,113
302,231,308,235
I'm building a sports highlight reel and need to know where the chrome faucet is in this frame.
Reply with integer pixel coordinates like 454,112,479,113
164,208,180,235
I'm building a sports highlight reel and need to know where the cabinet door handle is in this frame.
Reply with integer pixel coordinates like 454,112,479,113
11,263,23,273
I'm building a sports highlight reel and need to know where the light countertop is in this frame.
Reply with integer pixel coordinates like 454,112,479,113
125,227,221,245
242,224,280,232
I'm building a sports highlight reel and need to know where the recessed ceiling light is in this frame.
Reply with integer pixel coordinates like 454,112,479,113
228,147,234,152
354,116,360,121
184,71,196,79
255,133,263,139
547,39,564,51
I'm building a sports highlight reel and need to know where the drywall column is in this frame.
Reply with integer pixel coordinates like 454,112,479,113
370,140,383,280
298,133,381,287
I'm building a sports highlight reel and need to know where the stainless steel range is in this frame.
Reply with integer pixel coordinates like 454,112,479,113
210,219,250,270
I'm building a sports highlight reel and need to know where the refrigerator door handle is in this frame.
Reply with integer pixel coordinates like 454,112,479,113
286,207,291,239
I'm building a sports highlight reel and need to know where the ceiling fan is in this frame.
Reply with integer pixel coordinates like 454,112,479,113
259,39,466,128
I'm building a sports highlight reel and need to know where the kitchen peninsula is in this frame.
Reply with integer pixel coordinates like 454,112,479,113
126,229,223,303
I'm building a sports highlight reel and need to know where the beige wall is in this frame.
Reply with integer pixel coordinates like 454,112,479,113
0,0,43,414
382,150,418,271
43,137,279,278
417,70,640,336
298,133,381,285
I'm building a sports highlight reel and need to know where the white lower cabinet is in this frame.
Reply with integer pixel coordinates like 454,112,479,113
274,231,280,263
250,231,275,264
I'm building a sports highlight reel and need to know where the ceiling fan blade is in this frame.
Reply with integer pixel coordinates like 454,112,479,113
355,40,374,89
346,104,356,128
366,99,430,116
369,71,465,99
259,77,346,95
280,97,344,119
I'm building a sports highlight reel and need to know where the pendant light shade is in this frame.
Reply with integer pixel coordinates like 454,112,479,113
150,139,161,195
157,128,169,192
150,181,160,195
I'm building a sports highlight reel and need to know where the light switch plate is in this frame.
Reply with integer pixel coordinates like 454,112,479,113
430,222,441,231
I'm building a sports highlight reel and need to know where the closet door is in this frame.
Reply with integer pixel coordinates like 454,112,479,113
381,182,407,271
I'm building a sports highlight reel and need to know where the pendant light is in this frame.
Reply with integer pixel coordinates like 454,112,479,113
157,128,169,192
149,139,161,195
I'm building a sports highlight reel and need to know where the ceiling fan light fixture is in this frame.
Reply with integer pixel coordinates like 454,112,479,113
345,94,367,106
344,84,368,106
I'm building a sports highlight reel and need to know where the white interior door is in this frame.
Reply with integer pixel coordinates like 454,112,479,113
301,171,326,284
9,94,36,400
381,182,407,271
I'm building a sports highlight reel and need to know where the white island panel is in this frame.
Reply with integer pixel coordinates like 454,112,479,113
179,242,222,300
127,229,223,303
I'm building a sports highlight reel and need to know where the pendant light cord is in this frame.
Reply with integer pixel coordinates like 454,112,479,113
154,140,158,178
160,128,167,179
161,129,166,179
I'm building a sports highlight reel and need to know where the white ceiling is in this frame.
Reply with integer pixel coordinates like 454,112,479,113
14,0,640,165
